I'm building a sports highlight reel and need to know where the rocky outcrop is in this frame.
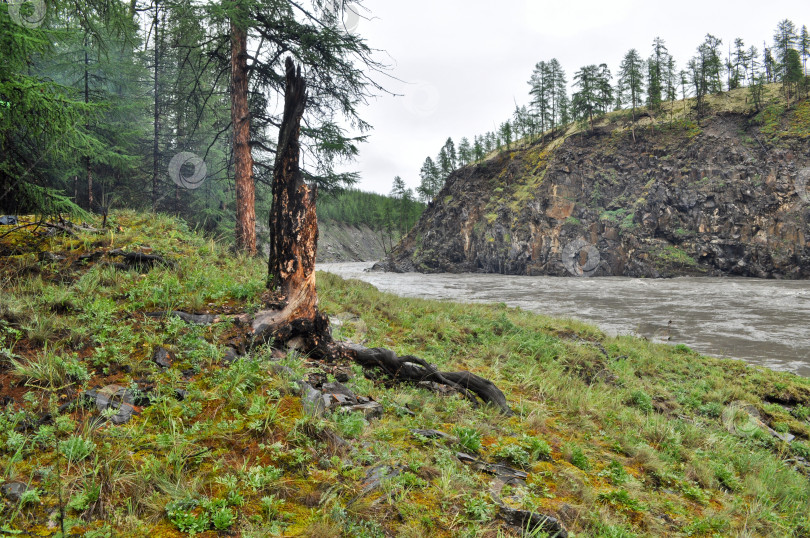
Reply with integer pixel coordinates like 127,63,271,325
384,109,810,278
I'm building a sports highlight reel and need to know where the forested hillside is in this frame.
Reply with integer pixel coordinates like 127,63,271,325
405,20,810,213
383,20,810,278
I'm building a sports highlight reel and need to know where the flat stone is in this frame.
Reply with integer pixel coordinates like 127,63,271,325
342,401,383,420
94,385,136,425
0,481,27,502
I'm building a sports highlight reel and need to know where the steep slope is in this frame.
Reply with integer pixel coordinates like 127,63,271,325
385,95,810,278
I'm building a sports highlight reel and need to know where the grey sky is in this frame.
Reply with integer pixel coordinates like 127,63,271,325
336,0,808,195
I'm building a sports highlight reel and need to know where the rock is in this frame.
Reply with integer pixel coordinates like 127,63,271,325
221,347,239,365
457,452,528,481
497,504,568,538
300,382,325,417
382,113,810,280
322,382,358,403
347,465,405,506
721,400,796,442
410,429,458,442
145,311,218,325
0,481,27,502
0,216,18,226
94,385,136,425
341,401,383,420
271,363,298,379
39,252,66,262
152,346,172,369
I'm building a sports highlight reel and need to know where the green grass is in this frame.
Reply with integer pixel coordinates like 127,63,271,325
0,210,809,536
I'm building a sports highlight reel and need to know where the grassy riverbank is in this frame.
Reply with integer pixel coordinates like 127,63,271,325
1,211,809,537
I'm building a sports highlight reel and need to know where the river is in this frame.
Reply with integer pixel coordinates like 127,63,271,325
318,262,810,377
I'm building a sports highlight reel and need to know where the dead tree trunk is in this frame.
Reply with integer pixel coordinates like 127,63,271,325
256,57,331,353
251,58,512,415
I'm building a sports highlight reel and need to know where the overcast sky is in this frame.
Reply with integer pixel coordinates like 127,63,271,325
335,0,808,195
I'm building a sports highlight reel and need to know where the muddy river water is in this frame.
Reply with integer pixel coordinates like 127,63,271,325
318,262,810,376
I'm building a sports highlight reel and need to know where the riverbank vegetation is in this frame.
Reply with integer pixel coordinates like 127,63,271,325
1,211,809,536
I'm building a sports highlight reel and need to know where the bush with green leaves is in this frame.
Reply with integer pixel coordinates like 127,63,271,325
569,445,590,471
598,489,646,512
166,498,210,534
245,465,283,491
492,435,551,468
59,436,95,463
453,426,482,453
463,495,494,522
599,460,630,485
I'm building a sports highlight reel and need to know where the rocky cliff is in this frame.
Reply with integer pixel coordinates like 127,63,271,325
384,97,810,278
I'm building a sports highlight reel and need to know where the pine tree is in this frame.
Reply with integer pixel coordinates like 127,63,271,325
801,25,810,74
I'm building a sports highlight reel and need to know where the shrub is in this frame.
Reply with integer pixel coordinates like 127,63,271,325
453,426,482,453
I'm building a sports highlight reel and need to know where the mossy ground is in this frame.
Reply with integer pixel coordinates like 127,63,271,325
1,211,809,537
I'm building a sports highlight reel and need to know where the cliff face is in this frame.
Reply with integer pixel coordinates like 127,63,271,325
386,103,810,278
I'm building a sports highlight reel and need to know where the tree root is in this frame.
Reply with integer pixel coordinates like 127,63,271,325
251,313,513,415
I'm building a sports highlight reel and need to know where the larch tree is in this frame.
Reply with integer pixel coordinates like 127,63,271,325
618,48,645,140
548,59,567,137
0,0,134,215
529,61,550,141
773,19,798,81
457,137,472,166
572,64,600,131
208,0,387,256
731,38,748,88
647,37,668,110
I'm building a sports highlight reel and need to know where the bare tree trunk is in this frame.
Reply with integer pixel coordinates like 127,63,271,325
152,0,160,211
250,58,513,415
231,8,256,255
85,36,93,211
258,57,327,346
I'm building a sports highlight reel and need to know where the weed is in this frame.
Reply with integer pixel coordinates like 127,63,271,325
453,426,482,453
333,410,366,439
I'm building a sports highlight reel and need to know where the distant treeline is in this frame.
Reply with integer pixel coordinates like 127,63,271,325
318,188,425,249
